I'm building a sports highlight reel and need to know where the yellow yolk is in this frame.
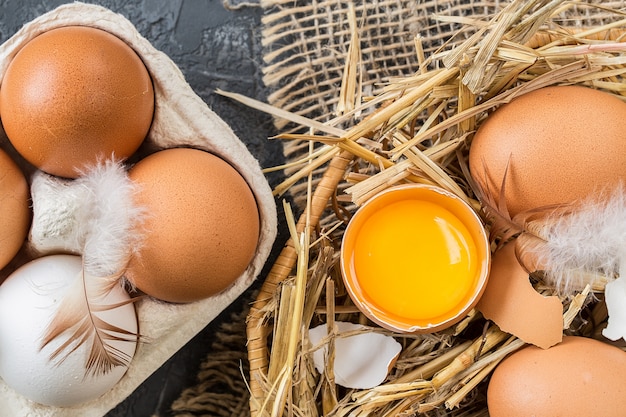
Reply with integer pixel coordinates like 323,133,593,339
350,199,478,325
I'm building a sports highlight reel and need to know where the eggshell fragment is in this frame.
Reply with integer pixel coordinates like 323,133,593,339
0,148,30,271
0,26,154,178
476,242,563,349
488,336,626,417
602,274,626,341
0,255,137,407
309,321,402,389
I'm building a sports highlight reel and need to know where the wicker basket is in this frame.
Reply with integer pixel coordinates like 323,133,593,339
247,1,626,415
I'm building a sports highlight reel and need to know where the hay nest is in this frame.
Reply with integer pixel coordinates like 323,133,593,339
224,0,626,415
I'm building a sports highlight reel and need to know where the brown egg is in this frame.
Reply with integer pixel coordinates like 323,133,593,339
125,148,260,303
488,336,626,417
0,26,154,178
469,86,626,216
0,148,30,271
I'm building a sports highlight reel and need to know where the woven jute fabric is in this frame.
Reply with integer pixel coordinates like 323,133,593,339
258,0,626,221
260,0,625,128
170,308,252,417
260,0,490,127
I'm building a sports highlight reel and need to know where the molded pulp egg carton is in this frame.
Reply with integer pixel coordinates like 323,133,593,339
0,2,277,416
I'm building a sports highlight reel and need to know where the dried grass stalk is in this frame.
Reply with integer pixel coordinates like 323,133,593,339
336,2,362,116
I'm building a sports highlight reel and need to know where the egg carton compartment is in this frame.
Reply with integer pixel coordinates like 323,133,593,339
0,2,277,416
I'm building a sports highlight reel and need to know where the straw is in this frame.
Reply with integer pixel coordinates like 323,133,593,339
237,1,626,415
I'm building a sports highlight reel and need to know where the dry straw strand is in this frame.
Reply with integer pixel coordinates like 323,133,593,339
243,0,626,415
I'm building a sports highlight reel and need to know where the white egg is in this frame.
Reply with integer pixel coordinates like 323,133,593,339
0,254,138,407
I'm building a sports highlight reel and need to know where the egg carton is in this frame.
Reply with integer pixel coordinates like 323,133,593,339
0,2,277,416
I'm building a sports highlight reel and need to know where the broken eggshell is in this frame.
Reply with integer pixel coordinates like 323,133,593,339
602,272,626,342
340,184,491,333
476,242,563,349
308,321,402,389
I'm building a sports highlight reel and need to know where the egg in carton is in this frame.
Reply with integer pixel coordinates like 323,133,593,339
0,2,277,415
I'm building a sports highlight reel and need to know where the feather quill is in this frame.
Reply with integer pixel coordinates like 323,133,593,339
40,268,139,378
469,157,562,249
35,158,147,375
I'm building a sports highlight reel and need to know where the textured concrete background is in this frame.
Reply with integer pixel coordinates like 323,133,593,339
0,1,284,416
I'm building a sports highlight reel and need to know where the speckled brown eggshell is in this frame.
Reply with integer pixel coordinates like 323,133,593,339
0,148,30,271
488,336,626,417
469,86,626,216
0,26,154,178
125,147,260,303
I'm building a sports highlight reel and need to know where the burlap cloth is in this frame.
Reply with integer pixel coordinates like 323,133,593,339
170,0,626,416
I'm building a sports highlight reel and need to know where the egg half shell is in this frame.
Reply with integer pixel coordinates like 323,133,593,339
125,148,260,303
0,147,30,271
488,336,626,417
469,86,626,216
0,254,137,407
0,26,154,178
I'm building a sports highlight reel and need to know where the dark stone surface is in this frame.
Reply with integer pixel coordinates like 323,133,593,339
0,1,285,416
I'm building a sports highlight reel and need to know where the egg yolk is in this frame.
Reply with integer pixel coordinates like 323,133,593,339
351,199,478,324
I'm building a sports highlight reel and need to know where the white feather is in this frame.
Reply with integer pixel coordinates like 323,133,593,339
30,158,147,278
530,184,626,294
75,159,147,277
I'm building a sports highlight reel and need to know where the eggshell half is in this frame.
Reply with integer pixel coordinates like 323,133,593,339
0,255,137,407
469,85,626,216
488,336,626,417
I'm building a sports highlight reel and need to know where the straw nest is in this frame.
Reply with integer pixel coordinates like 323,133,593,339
223,0,626,415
